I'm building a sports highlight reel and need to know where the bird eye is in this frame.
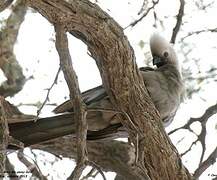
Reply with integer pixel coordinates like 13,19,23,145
163,51,169,58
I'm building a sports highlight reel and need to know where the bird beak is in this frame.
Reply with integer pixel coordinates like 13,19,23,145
153,56,162,66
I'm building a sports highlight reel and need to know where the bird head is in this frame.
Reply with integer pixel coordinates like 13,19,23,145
150,34,178,68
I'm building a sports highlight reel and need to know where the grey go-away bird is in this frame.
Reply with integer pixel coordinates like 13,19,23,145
54,34,184,127
8,34,184,147
140,34,184,126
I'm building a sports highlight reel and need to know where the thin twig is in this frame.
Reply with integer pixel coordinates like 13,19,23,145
17,149,47,180
125,0,159,29
170,0,185,43
138,0,148,15
18,102,57,108
181,28,217,41
81,167,97,180
29,149,47,179
88,161,106,180
37,67,61,117
180,139,198,157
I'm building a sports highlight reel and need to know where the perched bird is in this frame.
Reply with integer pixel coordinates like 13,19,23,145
8,34,184,147
140,34,184,126
54,34,184,127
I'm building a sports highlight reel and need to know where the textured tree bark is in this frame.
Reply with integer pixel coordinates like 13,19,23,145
0,98,10,174
0,0,27,97
26,0,193,179
55,24,88,180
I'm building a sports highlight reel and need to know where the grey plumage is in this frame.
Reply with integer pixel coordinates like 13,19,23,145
54,34,184,128
140,34,184,126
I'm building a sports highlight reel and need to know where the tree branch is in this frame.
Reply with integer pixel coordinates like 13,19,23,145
26,0,192,179
0,0,14,12
125,0,159,29
0,97,10,173
169,103,217,135
55,24,88,180
33,137,142,180
169,102,217,178
181,27,217,41
194,146,217,179
170,0,185,43
0,0,27,97
37,67,61,117
17,149,47,179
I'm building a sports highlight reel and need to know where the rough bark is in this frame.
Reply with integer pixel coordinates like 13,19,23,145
25,0,192,179
55,24,88,180
0,0,27,97
0,97,10,174
0,0,14,12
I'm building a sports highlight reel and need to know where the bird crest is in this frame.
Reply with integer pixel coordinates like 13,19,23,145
150,34,178,66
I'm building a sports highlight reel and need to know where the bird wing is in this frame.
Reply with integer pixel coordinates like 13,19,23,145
53,85,107,113
54,67,155,114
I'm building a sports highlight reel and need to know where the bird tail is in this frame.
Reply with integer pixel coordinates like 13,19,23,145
9,113,125,149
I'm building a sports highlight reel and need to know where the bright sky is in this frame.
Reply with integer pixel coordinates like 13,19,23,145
1,0,217,179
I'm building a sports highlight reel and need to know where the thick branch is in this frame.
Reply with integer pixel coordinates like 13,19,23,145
26,0,192,179
0,0,14,12
0,97,10,172
0,0,27,97
33,137,145,180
